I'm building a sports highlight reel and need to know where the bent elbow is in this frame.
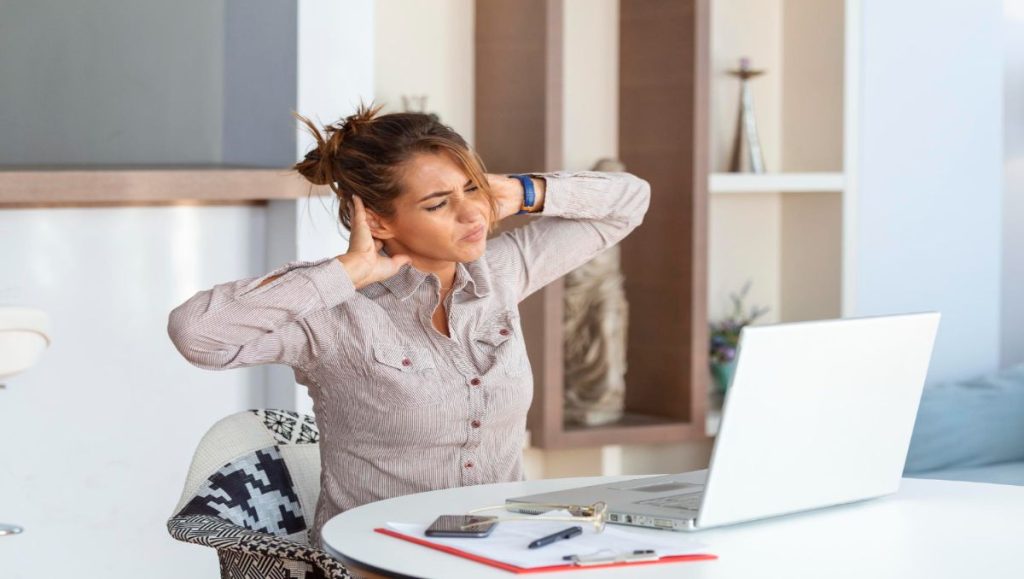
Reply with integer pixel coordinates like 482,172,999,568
625,174,652,229
166,302,234,371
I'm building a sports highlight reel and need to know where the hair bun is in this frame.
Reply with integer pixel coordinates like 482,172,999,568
292,103,386,187
295,144,333,186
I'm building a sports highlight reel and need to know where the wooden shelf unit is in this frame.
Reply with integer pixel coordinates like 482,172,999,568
706,0,851,330
476,0,710,449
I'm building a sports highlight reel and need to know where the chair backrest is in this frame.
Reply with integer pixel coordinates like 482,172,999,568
171,409,321,544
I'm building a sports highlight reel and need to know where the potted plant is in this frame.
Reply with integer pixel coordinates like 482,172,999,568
709,281,769,394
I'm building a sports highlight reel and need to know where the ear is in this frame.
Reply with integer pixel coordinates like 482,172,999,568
364,208,396,240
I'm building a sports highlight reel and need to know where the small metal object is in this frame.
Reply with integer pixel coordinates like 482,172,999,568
0,524,24,536
562,548,659,566
727,57,767,173
465,501,609,533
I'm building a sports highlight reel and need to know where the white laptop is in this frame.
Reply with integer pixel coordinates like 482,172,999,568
508,312,941,531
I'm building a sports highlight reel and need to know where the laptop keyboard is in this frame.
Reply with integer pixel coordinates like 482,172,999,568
637,492,703,511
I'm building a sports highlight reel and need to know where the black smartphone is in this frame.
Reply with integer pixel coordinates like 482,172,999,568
424,515,499,538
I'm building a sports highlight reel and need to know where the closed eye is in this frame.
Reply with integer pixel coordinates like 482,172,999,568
425,185,479,212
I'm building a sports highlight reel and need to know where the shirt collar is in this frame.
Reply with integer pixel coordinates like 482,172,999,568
376,247,490,301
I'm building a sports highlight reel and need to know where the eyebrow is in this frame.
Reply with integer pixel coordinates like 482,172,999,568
418,179,474,203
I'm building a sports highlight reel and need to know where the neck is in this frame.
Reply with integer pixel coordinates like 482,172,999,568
382,239,457,287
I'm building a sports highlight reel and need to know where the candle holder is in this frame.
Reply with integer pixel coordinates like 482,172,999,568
727,57,767,173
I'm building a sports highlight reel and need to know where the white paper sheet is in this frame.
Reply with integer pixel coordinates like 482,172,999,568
385,513,711,569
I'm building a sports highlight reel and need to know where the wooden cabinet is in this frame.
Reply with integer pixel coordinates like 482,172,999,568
476,0,710,449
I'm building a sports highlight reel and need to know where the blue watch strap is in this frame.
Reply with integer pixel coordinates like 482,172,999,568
510,174,536,215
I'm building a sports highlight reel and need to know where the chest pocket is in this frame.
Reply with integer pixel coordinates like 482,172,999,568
369,344,444,406
472,310,529,377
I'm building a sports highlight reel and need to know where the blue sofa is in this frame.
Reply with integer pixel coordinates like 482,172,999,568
904,363,1024,486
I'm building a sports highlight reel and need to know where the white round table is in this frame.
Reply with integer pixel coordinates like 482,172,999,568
321,475,1024,579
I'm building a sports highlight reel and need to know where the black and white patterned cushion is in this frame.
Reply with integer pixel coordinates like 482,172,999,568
178,446,306,536
252,409,320,445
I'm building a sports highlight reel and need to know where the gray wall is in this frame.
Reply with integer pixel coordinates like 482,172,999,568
0,0,296,167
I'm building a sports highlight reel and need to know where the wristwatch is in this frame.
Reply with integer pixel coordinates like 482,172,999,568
509,174,537,214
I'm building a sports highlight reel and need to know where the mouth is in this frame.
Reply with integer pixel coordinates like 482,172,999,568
461,224,486,242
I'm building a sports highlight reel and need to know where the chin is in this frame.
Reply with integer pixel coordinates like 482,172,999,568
455,239,487,262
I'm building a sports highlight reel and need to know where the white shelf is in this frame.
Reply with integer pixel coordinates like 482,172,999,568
709,172,845,194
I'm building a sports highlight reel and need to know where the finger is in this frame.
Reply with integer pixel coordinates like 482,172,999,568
349,196,371,242
351,195,366,222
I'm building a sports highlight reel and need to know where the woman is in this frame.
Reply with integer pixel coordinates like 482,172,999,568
167,103,651,546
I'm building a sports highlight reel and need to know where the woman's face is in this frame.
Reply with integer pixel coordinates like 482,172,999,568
367,151,491,265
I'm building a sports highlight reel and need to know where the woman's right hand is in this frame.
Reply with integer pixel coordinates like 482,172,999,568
337,195,412,289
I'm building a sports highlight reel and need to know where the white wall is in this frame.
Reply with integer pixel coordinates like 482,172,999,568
0,206,267,578
374,0,475,141
563,0,619,171
856,1,1004,383
1003,0,1024,368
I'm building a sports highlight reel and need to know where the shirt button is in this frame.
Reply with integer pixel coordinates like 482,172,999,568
401,358,412,367
470,377,481,386
464,461,474,469
499,328,510,336
471,420,481,428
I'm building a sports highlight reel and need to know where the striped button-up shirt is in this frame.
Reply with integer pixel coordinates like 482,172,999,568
167,170,651,545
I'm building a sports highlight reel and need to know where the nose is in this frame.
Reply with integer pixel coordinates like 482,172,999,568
454,193,486,224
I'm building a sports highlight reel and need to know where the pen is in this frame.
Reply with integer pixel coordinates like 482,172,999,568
527,525,583,549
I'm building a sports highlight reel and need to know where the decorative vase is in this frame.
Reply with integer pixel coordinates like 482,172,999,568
710,360,737,395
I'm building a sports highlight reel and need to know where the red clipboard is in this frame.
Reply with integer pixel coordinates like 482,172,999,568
374,527,718,574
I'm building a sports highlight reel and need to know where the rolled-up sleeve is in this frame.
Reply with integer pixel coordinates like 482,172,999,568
486,171,651,302
167,256,356,371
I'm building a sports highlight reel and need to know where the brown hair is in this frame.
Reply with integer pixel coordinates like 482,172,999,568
292,102,497,233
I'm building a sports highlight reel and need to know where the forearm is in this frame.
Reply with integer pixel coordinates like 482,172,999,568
485,171,652,302
168,257,356,369
533,171,650,226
